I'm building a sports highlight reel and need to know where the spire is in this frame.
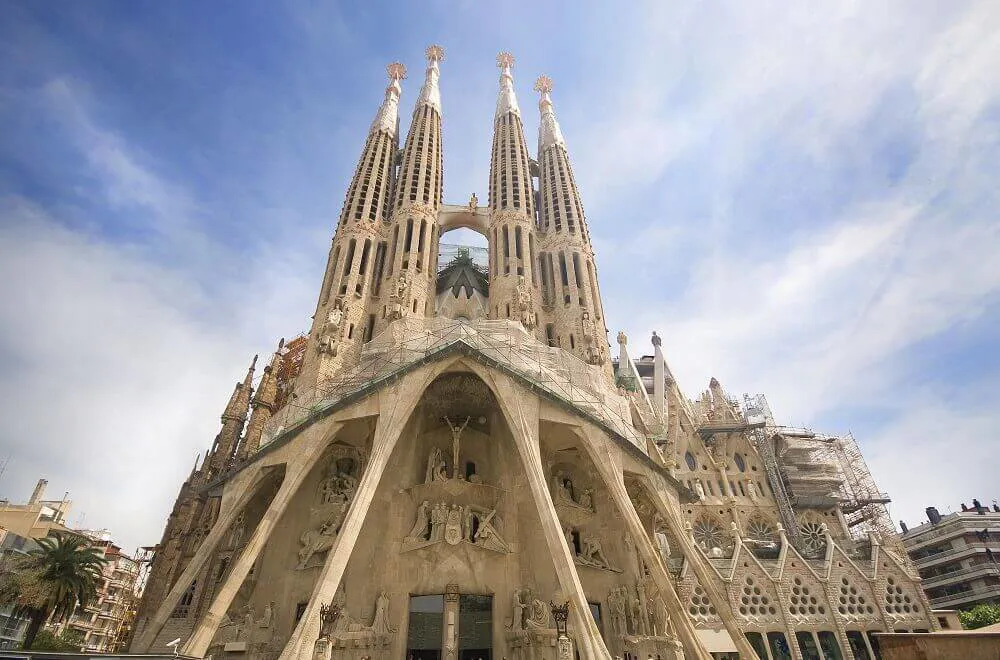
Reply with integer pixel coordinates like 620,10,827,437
370,62,406,137
534,75,565,150
416,45,444,112
495,52,520,117
222,355,256,422
237,347,282,461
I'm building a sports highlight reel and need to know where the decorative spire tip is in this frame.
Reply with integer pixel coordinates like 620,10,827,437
386,62,407,81
425,45,445,62
496,52,515,69
534,75,553,94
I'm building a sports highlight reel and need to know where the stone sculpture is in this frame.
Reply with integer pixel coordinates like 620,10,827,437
370,591,395,634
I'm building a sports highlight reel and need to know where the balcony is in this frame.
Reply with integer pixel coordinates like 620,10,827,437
921,563,1000,588
929,583,1000,608
911,542,992,568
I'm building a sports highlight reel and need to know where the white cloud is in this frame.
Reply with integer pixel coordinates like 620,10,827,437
0,197,252,550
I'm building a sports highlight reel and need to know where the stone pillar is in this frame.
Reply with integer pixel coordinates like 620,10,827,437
574,427,714,660
279,373,433,660
484,370,611,659
640,470,759,659
443,584,460,660
133,468,271,651
182,432,338,657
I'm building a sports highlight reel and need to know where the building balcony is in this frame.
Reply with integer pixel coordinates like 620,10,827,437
911,542,993,568
929,583,1000,608
921,563,1000,588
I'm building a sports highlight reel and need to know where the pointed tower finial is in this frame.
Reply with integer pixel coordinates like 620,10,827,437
371,62,406,136
535,74,565,150
495,51,520,117
417,45,444,112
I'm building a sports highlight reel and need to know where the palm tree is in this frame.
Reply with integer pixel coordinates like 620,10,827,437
0,533,107,650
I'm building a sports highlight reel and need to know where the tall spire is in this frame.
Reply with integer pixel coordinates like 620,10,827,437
237,344,282,461
296,62,407,393
495,52,521,117
370,62,406,137
209,355,256,474
535,75,609,369
376,45,446,334
534,75,565,150
416,45,444,112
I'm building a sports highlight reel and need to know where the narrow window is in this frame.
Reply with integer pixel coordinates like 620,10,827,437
404,218,414,252
347,323,354,340
528,234,537,286
389,225,399,275
558,252,569,286
364,314,376,343
515,226,523,259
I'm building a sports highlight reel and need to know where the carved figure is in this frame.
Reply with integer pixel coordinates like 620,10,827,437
471,507,509,553
655,531,671,560
694,481,706,501
319,602,342,639
579,535,613,570
468,192,478,211
654,597,670,637
424,448,441,484
444,416,471,478
405,501,431,542
526,597,550,629
636,582,650,636
515,276,535,329
258,601,274,628
317,302,346,355
747,479,760,501
579,488,594,512
430,503,447,541
296,514,343,569
617,331,628,347
240,605,255,640
389,275,410,320
370,591,395,634
510,588,529,630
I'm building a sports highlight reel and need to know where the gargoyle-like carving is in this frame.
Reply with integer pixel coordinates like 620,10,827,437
515,276,535,330
388,275,410,320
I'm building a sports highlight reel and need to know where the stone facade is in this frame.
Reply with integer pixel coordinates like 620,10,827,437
130,48,934,660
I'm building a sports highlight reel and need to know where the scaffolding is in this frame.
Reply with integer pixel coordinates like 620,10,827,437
742,394,803,549
262,317,646,453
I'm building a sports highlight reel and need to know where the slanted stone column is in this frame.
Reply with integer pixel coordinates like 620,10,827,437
642,472,759,659
181,430,339,657
575,426,714,660
484,370,611,659
134,468,272,651
279,371,434,660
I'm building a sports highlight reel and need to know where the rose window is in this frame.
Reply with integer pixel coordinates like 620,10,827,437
800,521,827,554
747,518,777,544
693,518,725,551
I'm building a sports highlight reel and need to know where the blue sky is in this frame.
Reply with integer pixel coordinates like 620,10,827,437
1,1,998,551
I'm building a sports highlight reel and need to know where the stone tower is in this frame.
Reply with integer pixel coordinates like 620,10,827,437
534,76,609,369
487,53,541,334
376,45,445,332
297,62,406,392
132,49,935,660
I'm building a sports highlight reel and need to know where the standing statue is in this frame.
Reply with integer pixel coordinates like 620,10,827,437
515,276,535,329
318,301,346,355
258,601,275,628
370,591,395,634
389,275,410,320
405,501,431,542
510,588,529,630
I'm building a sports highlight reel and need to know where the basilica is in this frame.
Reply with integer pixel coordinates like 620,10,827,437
130,47,934,660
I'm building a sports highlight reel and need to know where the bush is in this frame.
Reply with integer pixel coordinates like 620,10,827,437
23,628,85,652
958,603,1000,630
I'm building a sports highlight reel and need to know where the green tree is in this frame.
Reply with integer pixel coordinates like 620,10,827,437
25,628,86,652
958,603,1000,630
0,534,107,649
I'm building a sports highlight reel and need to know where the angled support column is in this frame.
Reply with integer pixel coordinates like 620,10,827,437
643,472,758,659
279,372,434,660
575,426,714,660
488,372,611,659
134,467,271,651
182,431,339,657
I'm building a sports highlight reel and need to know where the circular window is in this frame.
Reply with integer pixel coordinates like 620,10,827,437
734,453,746,472
685,451,697,471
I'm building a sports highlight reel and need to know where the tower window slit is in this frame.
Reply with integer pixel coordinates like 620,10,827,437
389,226,399,275
528,234,537,286
515,226,523,260
558,252,569,286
